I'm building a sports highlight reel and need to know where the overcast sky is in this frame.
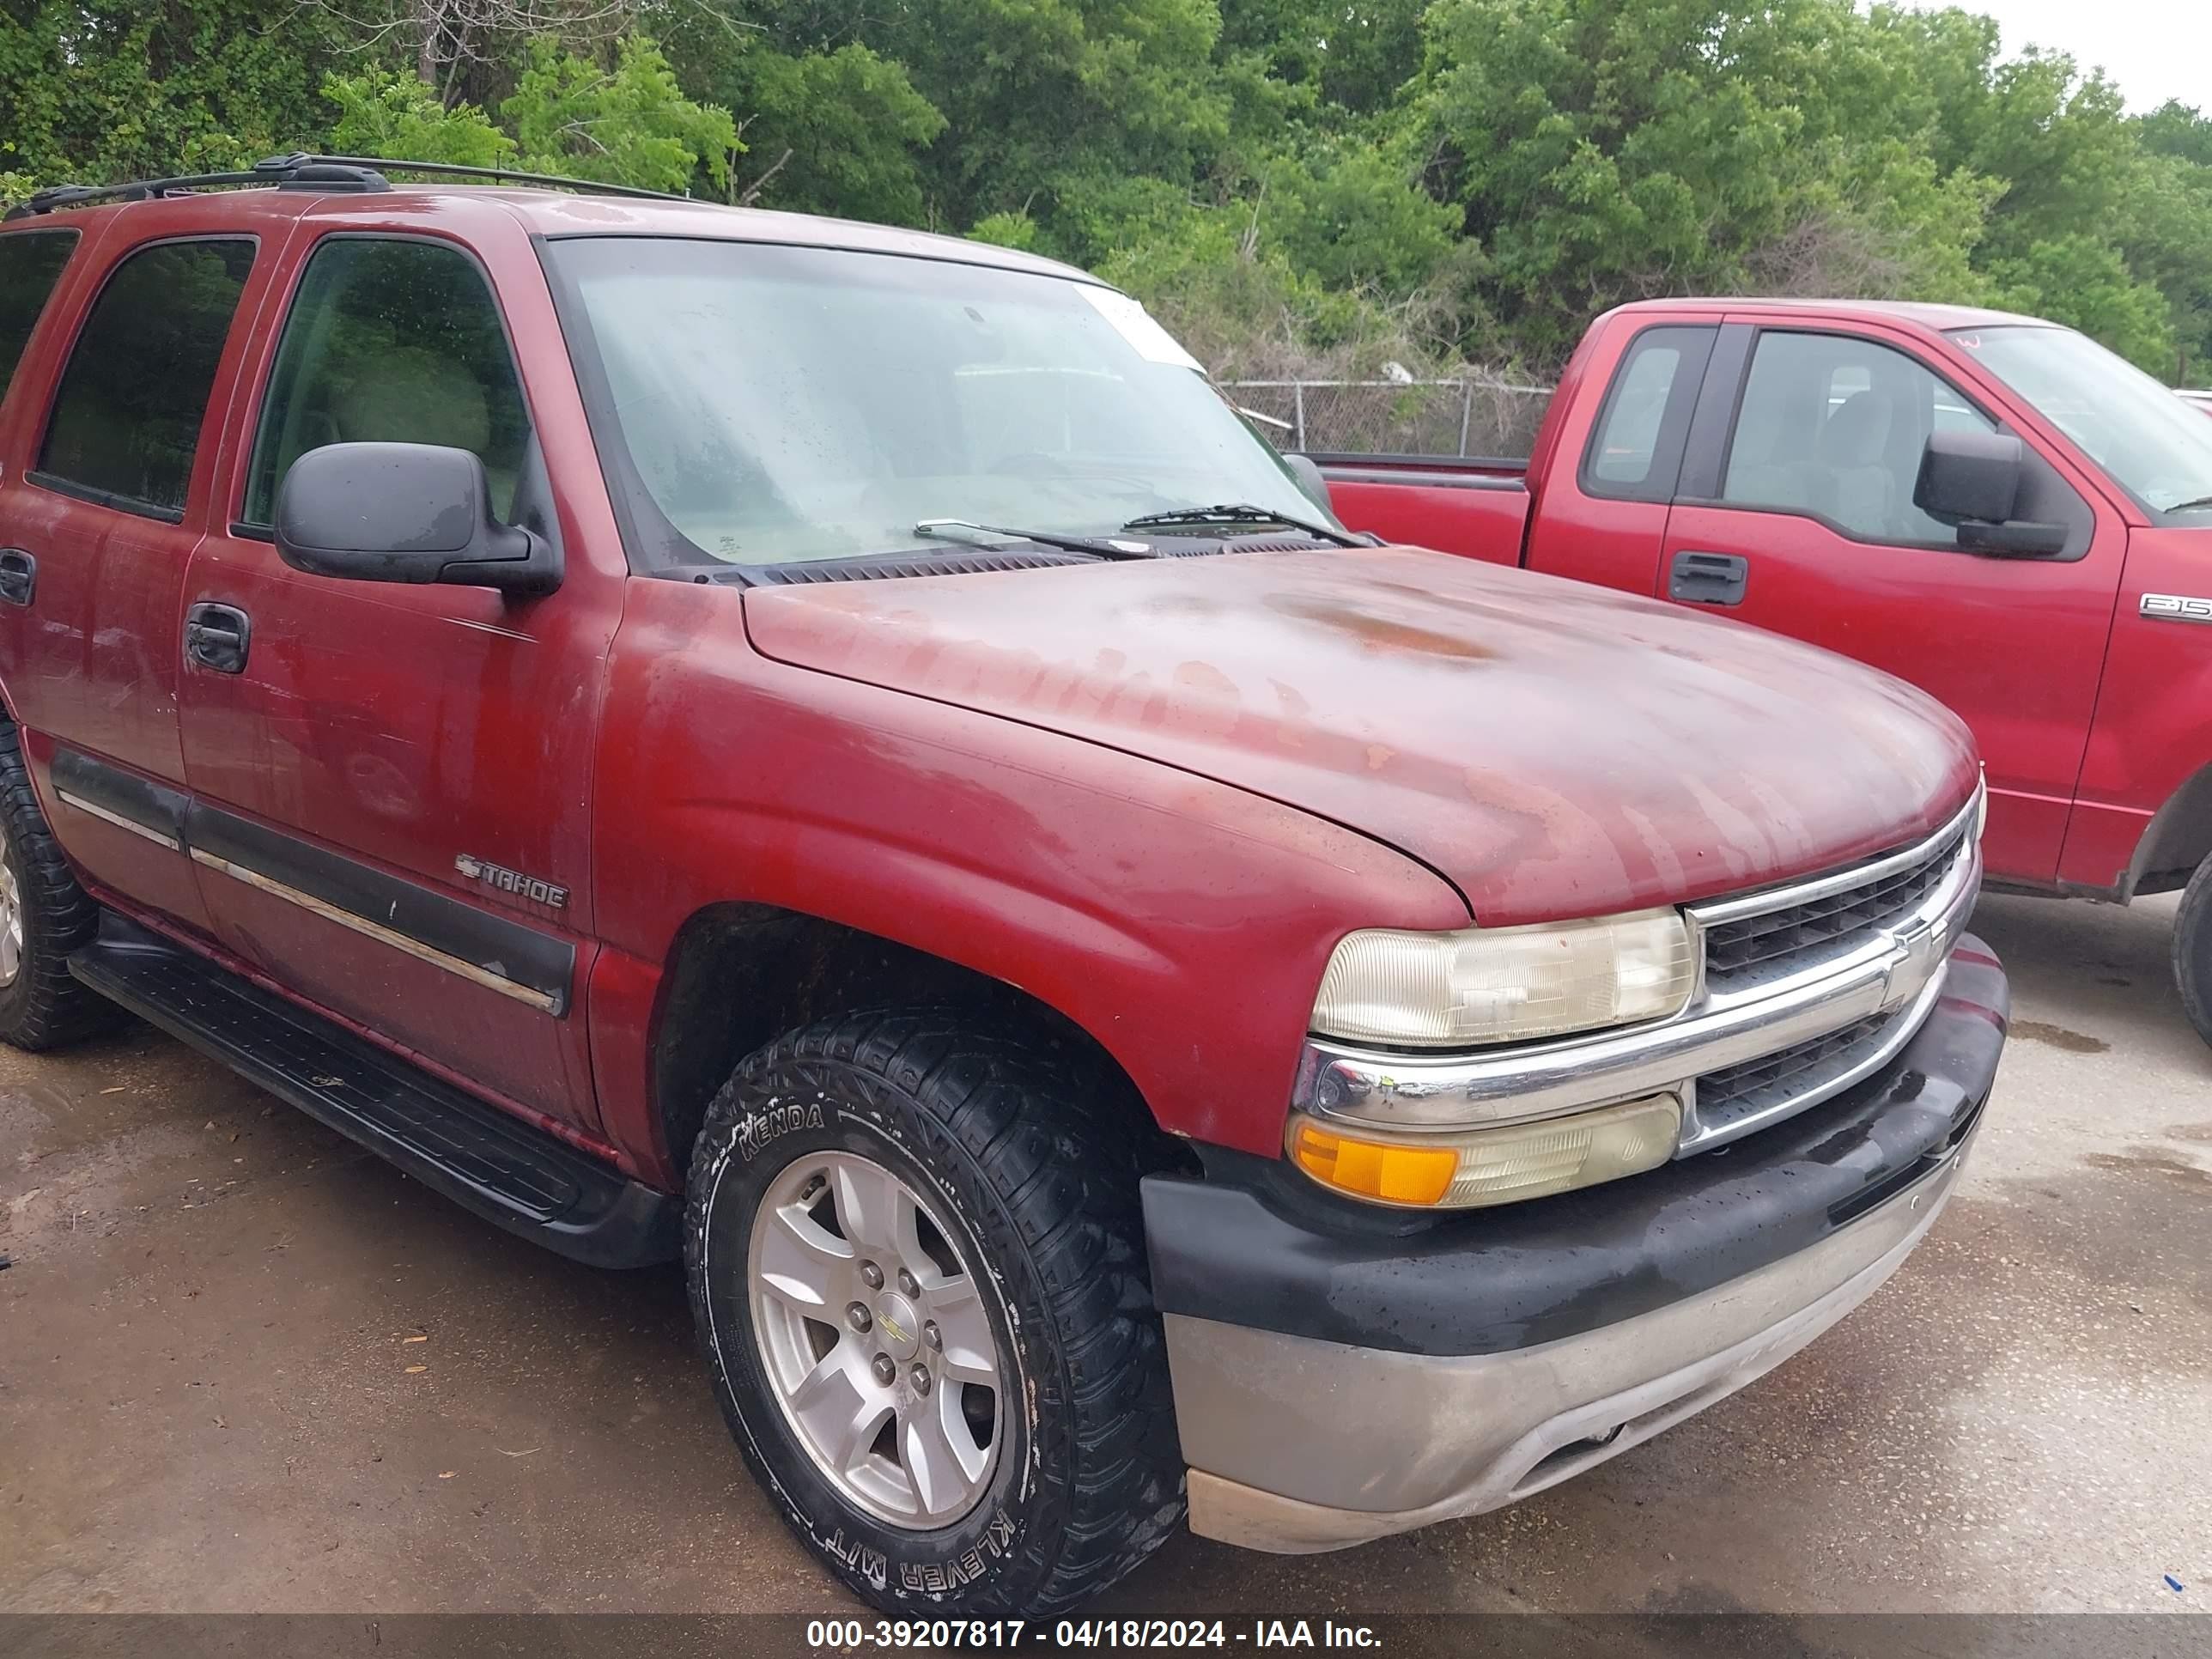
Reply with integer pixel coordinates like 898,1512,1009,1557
1901,0,2211,112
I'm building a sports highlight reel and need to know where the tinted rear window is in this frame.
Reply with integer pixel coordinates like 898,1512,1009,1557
36,238,255,518
0,230,80,399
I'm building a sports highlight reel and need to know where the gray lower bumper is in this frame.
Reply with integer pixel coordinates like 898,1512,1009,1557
1173,1138,1971,1553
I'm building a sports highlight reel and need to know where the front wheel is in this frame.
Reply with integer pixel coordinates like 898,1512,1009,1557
684,1011,1183,1614
2173,853,2212,1049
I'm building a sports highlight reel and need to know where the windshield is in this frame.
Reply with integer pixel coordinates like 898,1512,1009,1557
546,237,1332,566
1949,325,2212,520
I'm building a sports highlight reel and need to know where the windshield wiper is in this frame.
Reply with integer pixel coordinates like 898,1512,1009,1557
1120,502,1364,548
2163,496,2212,514
915,519,1158,561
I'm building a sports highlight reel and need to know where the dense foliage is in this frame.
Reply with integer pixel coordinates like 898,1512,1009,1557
2,0,2207,380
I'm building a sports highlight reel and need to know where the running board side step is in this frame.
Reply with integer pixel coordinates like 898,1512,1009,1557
69,914,678,1267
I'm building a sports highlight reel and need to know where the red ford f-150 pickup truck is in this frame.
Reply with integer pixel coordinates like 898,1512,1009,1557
1312,298,2212,1042
0,158,2004,1614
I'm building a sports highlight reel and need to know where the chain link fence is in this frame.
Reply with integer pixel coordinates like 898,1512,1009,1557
1221,377,1554,460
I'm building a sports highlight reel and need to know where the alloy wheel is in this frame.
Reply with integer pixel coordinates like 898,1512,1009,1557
747,1150,1004,1528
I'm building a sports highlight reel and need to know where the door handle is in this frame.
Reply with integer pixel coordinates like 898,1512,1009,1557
1668,550,1749,606
184,601,252,674
0,547,35,607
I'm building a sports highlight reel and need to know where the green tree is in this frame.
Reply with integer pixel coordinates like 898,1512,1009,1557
325,67,517,167
704,44,944,220
758,0,1232,243
1413,0,1998,362
1266,140,1462,292
3,0,2211,389
0,0,349,187
1218,0,1428,118
2140,101,2212,169
504,35,738,194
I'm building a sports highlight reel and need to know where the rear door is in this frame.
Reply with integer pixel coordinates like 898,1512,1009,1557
0,225,94,744
0,229,267,936
1520,314,1718,593
1656,321,2124,884
178,211,623,1133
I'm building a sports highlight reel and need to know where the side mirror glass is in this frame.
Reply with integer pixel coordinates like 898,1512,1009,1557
1913,429,2068,559
274,442,560,596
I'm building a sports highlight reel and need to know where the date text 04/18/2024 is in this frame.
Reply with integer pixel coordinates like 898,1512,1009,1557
804,1620,1383,1649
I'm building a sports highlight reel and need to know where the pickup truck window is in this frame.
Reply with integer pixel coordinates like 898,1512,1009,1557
1721,330,1995,547
1581,325,1713,501
544,238,1318,568
34,238,255,521
1952,324,2212,522
243,237,532,528
0,229,79,399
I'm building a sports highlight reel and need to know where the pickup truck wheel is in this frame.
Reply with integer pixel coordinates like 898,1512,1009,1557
684,1010,1182,1615
2172,854,2212,1049
0,723,112,1050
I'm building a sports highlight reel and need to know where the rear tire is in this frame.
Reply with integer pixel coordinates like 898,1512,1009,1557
684,1009,1183,1615
2172,853,2212,1050
0,722,112,1050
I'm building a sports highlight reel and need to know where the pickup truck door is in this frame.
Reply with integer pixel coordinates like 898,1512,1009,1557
1656,321,2123,884
1520,315,1721,593
176,219,622,1134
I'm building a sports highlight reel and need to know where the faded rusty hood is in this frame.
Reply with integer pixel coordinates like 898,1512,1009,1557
740,547,1980,924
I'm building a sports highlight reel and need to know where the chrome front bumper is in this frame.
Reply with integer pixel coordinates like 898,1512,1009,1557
1146,939,2008,1554
1294,787,1983,1156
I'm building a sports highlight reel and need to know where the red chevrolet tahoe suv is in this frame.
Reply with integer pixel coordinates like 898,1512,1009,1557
1313,299,2212,1044
0,157,2006,1614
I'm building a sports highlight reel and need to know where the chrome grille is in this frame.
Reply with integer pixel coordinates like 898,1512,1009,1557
1702,823,1966,994
1692,1005,1910,1139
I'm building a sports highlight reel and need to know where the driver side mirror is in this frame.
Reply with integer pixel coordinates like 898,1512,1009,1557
1913,430,2068,558
275,442,561,596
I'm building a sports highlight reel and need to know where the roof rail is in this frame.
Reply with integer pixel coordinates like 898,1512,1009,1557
3,151,694,221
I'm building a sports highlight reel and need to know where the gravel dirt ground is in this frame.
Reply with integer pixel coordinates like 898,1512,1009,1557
2,891,2206,1620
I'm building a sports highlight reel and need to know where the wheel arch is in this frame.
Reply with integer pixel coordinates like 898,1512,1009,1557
2123,761,2212,900
647,900,1184,1186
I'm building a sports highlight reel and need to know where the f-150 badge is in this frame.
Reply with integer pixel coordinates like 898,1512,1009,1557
2141,593,2212,623
454,854,569,909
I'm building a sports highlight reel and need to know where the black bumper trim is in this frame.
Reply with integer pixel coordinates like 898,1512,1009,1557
1142,940,2008,1359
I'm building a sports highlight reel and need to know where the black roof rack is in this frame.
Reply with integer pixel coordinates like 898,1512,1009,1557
3,151,693,221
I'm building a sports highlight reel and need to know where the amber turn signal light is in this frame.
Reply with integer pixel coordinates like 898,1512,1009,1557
1287,1094,1682,1209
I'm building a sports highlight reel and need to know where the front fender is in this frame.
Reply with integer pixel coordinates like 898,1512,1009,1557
586,580,1469,1170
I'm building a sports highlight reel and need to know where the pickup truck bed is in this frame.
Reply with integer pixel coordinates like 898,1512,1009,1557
1301,452,1528,567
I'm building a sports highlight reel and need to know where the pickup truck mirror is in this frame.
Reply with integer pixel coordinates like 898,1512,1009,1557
274,442,561,597
1913,429,2069,559
1915,429,2022,524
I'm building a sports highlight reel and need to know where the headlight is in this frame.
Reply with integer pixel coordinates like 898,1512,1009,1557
1311,908,1695,1048
1287,1095,1683,1208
